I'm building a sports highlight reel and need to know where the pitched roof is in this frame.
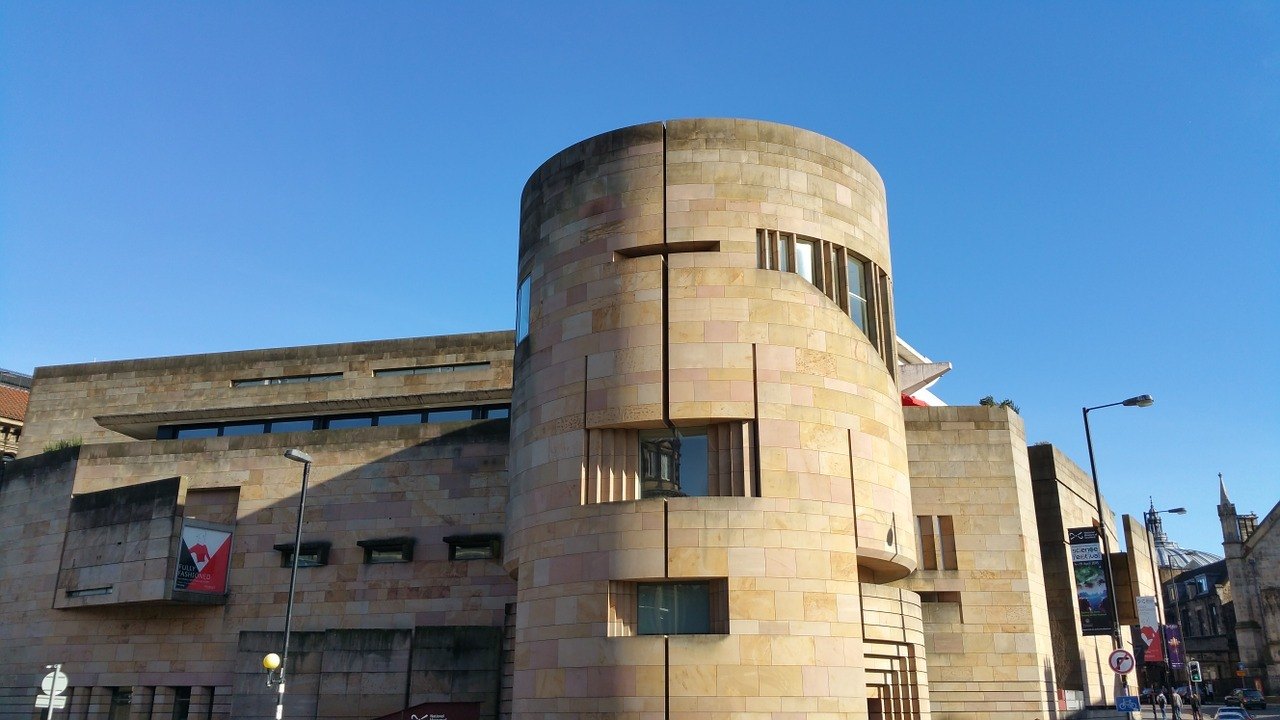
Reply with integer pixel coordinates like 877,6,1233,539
0,385,29,422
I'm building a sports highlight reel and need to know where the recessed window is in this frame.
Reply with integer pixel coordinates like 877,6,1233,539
374,362,491,377
428,409,476,422
268,418,318,433
357,537,416,564
483,406,509,419
66,586,113,598
847,256,871,337
444,534,501,561
795,238,817,285
325,416,374,430
222,422,266,436
274,541,331,568
639,428,708,498
232,373,342,388
636,581,727,635
174,426,220,439
378,412,425,426
171,687,191,720
109,688,132,720
916,515,957,571
516,275,532,343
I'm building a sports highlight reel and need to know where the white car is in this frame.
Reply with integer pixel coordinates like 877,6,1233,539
1214,707,1253,720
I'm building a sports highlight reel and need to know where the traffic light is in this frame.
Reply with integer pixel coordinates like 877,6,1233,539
1189,660,1202,683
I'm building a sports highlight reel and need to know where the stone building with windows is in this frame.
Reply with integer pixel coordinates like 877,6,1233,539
1219,476,1280,694
0,120,1156,720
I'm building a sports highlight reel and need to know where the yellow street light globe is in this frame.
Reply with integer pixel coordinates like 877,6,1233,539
262,653,281,671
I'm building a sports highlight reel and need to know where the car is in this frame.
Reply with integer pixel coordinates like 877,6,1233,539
1224,689,1245,706
1240,689,1267,709
1214,707,1253,720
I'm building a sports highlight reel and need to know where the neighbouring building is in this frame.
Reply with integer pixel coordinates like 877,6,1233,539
0,120,1159,720
0,369,30,462
1219,475,1280,694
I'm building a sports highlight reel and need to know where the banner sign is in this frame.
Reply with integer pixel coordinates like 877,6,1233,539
174,520,232,594
1069,526,1113,636
1136,595,1165,662
1165,624,1185,668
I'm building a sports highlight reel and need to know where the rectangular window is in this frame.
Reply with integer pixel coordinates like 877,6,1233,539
795,239,816,284
357,537,416,564
639,428,708,498
377,412,424,426
916,515,957,570
232,373,342,387
109,688,132,720
325,416,374,430
374,362,491,377
847,256,870,335
274,541,331,568
483,406,509,419
174,426,220,439
428,409,476,422
637,581,726,635
172,687,191,720
444,534,501,561
775,233,790,272
516,275,532,343
267,418,318,433
221,422,266,436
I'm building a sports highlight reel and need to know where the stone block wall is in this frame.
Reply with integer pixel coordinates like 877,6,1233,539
898,405,1057,719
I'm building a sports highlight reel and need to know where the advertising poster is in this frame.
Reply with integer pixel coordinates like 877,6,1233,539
174,520,232,594
1165,624,1185,668
1069,526,1113,636
1136,595,1165,662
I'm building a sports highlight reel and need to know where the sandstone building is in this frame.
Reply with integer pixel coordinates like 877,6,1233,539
1,120,1155,719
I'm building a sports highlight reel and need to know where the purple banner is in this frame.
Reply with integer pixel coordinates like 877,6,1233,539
1165,624,1185,668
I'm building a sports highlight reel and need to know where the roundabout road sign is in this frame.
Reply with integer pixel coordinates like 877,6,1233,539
1108,648,1136,674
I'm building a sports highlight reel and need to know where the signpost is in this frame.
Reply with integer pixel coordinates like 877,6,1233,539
1116,695,1140,712
36,664,68,719
1108,648,1136,675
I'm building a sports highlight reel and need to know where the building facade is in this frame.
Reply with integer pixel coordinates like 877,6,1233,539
1,120,1156,720
1219,476,1280,694
0,369,30,462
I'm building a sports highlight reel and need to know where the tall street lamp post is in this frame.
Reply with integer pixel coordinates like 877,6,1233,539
1143,501,1186,690
264,448,313,720
1082,393,1154,656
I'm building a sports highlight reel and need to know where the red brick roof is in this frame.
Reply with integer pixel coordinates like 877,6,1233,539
0,385,29,422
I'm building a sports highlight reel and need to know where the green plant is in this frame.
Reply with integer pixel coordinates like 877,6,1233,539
979,396,1021,414
43,437,83,453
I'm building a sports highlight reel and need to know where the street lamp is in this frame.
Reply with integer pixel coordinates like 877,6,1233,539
1143,501,1187,690
1082,393,1154,650
265,448,313,720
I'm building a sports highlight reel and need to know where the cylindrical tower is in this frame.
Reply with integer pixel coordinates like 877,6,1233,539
507,119,924,718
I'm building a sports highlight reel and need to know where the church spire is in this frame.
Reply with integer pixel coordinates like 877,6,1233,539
1218,472,1230,506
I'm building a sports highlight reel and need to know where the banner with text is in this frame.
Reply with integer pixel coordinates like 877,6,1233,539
1165,623,1185,668
174,520,232,595
1069,526,1113,636
1136,595,1165,662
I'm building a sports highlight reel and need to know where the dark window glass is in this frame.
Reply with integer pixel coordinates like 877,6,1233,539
377,412,423,426
326,416,373,429
516,275,532,342
221,422,266,436
175,426,220,439
847,256,870,334
639,428,708,498
108,688,132,720
428,409,475,422
638,582,712,635
269,419,317,433
232,373,342,387
172,687,191,720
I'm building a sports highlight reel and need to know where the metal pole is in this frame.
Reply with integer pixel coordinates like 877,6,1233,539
46,663,59,720
1083,405,1125,652
1145,509,1173,690
277,458,311,720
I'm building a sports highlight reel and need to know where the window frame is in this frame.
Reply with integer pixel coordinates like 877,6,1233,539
273,541,331,568
443,533,502,561
357,536,416,564
639,427,709,499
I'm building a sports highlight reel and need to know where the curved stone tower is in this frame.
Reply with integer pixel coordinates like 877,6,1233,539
507,119,925,718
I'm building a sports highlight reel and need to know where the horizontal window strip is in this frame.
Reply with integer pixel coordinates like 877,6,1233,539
158,405,510,440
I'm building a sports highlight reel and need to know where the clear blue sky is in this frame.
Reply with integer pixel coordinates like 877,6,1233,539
2,3,1277,553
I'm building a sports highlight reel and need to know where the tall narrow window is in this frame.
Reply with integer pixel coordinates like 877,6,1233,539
916,515,958,570
109,689,132,720
847,256,870,336
795,239,816,285
172,687,191,720
516,274,532,343
775,233,790,273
